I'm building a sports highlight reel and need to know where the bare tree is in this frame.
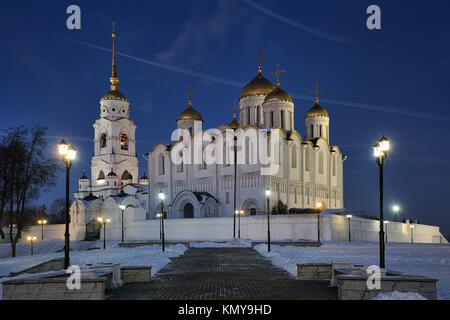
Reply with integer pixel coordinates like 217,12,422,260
49,198,66,224
0,126,59,257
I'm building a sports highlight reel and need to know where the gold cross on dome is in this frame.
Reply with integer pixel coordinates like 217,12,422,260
310,82,323,104
254,48,266,73
270,63,286,87
185,85,196,106
230,100,239,118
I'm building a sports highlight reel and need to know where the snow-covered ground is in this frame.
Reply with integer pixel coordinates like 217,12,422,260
190,238,252,248
254,241,450,300
0,240,187,299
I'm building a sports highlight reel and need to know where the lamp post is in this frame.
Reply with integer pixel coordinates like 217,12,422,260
316,202,322,242
37,219,47,240
57,139,77,269
265,188,271,252
158,191,166,252
119,204,133,243
233,135,237,238
237,209,244,238
96,217,111,249
156,213,162,239
392,205,400,222
346,215,352,242
410,225,414,243
26,236,37,255
384,221,389,242
373,136,390,269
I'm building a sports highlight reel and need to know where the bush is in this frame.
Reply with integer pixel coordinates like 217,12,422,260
271,200,287,214
288,208,321,214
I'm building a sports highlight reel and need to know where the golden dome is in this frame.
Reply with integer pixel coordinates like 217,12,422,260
227,114,240,129
306,103,329,118
178,105,202,121
101,89,128,102
240,73,276,99
264,87,292,103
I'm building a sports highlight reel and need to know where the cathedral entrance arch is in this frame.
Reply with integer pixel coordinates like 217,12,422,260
172,191,201,219
242,198,258,215
183,203,194,218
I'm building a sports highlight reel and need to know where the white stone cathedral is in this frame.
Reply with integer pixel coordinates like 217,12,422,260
148,60,344,220
70,27,344,238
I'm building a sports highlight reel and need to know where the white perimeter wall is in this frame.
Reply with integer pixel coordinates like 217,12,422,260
15,215,448,244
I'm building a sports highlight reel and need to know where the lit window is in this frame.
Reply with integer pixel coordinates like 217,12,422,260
120,133,128,150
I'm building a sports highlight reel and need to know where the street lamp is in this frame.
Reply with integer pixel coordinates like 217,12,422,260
57,139,77,269
96,217,111,249
316,202,323,242
158,191,166,252
346,215,352,242
26,236,37,255
410,225,415,243
119,204,133,243
373,135,390,269
37,219,47,240
233,135,238,239
392,205,400,222
265,188,271,252
384,221,389,242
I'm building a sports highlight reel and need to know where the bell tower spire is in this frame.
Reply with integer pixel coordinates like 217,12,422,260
110,21,119,91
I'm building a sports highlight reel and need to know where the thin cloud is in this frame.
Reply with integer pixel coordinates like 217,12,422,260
70,39,450,122
241,0,354,43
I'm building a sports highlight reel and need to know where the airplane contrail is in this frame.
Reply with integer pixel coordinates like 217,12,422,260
70,39,450,122
241,0,355,43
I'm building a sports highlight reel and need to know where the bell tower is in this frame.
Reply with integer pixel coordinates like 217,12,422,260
90,22,139,198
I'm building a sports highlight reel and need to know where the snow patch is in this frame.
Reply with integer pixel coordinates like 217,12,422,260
372,291,427,300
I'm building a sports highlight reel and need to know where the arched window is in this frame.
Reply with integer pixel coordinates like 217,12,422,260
97,170,105,180
158,154,165,175
120,133,128,150
292,145,297,168
305,148,310,172
256,106,261,126
270,111,274,127
122,170,132,180
319,151,324,174
177,151,184,173
280,110,285,129
100,133,107,148
332,156,336,176
245,137,250,164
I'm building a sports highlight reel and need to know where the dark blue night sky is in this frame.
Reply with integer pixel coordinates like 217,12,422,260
1,0,449,235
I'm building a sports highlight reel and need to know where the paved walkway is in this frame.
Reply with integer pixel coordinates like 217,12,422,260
106,248,337,300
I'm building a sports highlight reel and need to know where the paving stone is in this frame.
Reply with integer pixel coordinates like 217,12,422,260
106,248,337,300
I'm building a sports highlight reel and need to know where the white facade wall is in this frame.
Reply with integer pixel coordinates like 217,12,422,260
148,128,344,220
28,215,447,244
16,224,66,242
